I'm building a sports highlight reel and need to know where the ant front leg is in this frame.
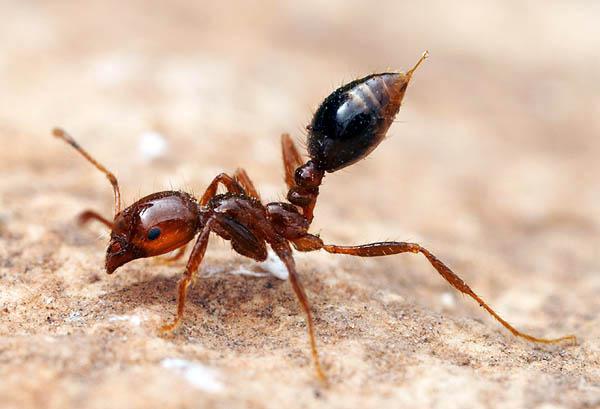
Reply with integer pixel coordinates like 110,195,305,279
272,240,327,384
78,210,113,229
155,244,189,265
160,220,214,333
320,240,576,345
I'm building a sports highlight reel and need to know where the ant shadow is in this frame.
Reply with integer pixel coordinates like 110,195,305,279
98,266,320,322
99,271,290,313
97,268,336,353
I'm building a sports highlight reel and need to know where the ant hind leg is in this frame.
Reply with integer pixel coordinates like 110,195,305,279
281,133,304,189
320,241,576,345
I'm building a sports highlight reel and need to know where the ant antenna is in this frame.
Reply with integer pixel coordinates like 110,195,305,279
406,50,429,80
52,128,122,216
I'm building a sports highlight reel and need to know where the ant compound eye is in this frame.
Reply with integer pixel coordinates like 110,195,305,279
109,241,122,253
147,226,161,241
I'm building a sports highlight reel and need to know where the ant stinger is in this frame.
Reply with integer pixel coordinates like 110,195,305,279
53,51,575,383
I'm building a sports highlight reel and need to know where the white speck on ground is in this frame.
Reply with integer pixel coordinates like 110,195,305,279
160,358,224,393
205,250,289,279
138,131,168,161
440,292,456,308
258,249,289,280
108,314,142,326
231,266,268,277
66,311,83,322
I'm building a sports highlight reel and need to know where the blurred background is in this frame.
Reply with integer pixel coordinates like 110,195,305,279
1,1,599,408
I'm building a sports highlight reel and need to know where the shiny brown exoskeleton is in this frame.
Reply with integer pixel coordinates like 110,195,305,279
54,52,575,383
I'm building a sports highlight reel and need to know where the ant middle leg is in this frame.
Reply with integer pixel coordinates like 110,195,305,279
160,221,213,333
292,235,576,345
234,168,261,201
199,173,245,205
78,210,113,229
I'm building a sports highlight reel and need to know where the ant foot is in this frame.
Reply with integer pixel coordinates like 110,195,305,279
159,320,181,334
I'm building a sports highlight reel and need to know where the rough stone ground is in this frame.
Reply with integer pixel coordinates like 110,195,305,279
1,1,600,408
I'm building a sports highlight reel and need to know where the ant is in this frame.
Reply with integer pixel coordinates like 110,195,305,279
53,51,575,383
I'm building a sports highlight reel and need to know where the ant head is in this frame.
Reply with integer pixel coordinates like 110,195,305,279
106,191,201,274
52,129,203,275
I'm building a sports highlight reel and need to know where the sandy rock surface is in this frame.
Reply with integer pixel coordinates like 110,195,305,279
1,1,599,408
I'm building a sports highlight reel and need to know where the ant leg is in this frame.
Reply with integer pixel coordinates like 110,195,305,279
164,245,188,261
320,241,576,345
78,210,113,229
199,173,244,206
160,220,213,333
271,240,327,383
282,134,323,222
281,133,303,189
292,234,324,252
155,244,188,265
234,168,261,201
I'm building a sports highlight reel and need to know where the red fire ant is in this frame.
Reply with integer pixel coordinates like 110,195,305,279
53,51,575,383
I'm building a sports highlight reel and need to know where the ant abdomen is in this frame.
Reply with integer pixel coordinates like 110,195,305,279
307,73,404,172
307,53,427,173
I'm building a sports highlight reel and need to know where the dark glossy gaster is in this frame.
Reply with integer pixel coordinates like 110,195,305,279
308,51,427,172
54,52,576,385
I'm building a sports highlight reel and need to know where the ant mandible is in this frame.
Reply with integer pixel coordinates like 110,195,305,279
53,51,575,383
